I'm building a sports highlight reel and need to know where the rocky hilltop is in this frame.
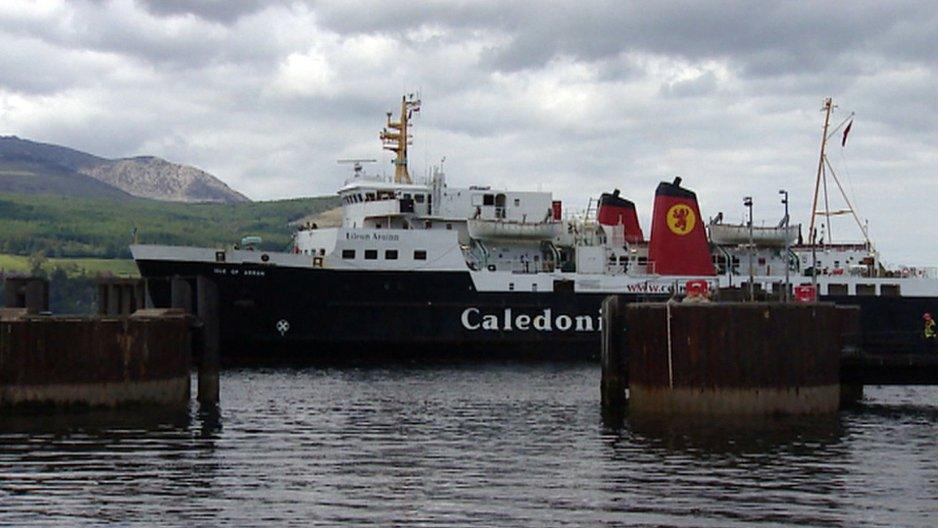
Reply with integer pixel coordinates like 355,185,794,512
0,136,249,203
82,156,249,203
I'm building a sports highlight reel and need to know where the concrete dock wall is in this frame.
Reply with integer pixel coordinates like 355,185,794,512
627,302,843,415
0,310,190,407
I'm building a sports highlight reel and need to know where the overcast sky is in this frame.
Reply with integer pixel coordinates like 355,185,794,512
1,1,936,264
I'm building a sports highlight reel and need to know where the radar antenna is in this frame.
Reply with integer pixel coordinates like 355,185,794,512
337,158,377,177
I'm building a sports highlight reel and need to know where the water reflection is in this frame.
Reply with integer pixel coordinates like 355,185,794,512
0,404,224,525
623,413,845,454
0,366,935,526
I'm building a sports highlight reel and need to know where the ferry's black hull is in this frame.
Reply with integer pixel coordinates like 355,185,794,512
136,259,938,365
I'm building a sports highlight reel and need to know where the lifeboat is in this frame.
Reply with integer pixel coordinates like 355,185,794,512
467,218,562,241
708,222,801,247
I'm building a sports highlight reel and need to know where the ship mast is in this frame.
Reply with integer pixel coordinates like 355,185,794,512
380,94,421,184
808,97,869,248
809,98,833,246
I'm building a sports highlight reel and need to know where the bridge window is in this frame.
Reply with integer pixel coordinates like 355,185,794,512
385,249,398,260
415,194,425,203
342,249,355,259
365,250,378,260
483,194,495,206
414,250,427,260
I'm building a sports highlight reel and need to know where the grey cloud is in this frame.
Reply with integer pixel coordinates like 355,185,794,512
312,1,937,79
660,71,719,98
0,1,937,262
132,0,269,24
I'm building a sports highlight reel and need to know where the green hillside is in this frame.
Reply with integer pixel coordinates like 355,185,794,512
0,193,340,259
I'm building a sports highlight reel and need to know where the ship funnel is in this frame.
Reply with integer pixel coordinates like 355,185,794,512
597,188,644,243
647,179,715,276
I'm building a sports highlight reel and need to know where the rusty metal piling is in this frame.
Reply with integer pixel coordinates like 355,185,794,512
196,276,220,407
600,295,627,411
608,302,845,416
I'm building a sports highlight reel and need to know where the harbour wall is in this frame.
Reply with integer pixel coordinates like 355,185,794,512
626,302,845,415
0,309,191,408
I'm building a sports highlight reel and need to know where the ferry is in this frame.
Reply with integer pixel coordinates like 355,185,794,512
132,96,938,362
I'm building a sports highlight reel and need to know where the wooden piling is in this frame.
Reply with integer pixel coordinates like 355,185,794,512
4,277,49,314
196,275,220,407
98,278,147,316
601,295,627,411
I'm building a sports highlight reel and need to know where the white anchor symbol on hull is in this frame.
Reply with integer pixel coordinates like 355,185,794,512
276,319,290,336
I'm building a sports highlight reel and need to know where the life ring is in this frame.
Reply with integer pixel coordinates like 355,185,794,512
900,267,910,278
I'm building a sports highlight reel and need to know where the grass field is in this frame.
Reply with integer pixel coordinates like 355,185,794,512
0,253,138,277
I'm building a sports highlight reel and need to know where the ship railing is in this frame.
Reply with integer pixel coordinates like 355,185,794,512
625,261,656,276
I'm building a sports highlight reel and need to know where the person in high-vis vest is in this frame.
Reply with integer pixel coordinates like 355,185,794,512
923,313,936,353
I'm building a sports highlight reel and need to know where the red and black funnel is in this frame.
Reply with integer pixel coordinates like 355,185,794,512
647,177,715,276
597,189,644,243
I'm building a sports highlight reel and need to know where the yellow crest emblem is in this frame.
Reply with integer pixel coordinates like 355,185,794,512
666,204,695,236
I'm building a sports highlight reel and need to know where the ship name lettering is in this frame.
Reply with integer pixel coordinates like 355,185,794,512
460,307,599,332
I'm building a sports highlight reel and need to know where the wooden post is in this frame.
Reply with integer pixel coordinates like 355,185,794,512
196,275,220,407
24,279,49,314
601,295,627,413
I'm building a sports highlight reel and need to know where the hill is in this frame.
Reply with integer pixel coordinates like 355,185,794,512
0,154,134,199
0,193,340,259
0,136,248,203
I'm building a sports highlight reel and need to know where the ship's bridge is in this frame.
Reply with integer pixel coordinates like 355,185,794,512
338,181,432,229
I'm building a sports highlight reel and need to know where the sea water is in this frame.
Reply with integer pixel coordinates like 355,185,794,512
1,363,936,526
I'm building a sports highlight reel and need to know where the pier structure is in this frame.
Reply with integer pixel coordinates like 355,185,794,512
630,302,843,415
3,276,49,314
0,308,191,407
0,276,222,409
601,295,938,416
97,277,147,316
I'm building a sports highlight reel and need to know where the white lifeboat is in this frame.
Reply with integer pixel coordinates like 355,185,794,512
467,218,562,241
708,222,801,247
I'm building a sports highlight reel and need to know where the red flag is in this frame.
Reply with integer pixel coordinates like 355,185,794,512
841,119,853,147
